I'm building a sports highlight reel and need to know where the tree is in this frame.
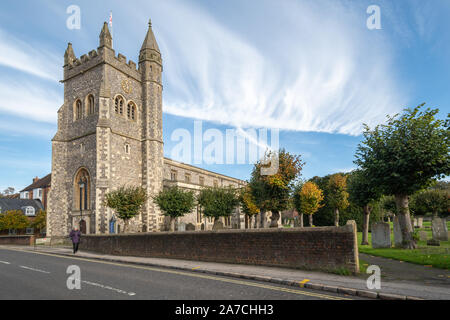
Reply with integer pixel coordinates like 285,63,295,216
294,181,324,227
239,186,260,229
0,187,15,198
348,170,382,245
411,189,449,218
153,187,196,231
327,174,349,227
198,186,239,226
0,210,29,232
249,149,304,228
104,186,147,233
30,210,47,234
355,104,450,248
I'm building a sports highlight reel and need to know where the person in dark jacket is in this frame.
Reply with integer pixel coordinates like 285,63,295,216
69,226,81,254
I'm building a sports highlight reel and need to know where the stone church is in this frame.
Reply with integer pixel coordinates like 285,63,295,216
47,21,245,238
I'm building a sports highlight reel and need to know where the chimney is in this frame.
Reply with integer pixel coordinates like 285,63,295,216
33,177,39,183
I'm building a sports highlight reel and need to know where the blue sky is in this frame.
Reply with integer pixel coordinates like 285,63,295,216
0,0,449,192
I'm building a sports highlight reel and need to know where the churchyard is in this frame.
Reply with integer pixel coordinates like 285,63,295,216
359,220,450,269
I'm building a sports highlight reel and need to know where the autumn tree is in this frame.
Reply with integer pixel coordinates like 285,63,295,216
198,186,239,227
327,174,349,227
355,104,450,249
104,186,147,233
294,181,324,227
249,149,304,228
239,186,260,229
0,210,29,232
348,170,382,245
153,187,196,231
30,210,47,234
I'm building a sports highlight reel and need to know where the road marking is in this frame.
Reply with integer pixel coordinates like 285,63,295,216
0,261,10,265
299,279,310,288
82,280,136,296
19,265,51,274
1,248,351,300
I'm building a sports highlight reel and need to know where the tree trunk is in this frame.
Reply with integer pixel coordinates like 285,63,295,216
299,213,304,228
309,214,313,227
254,214,258,229
260,210,266,228
395,194,417,249
170,217,175,232
334,208,339,226
270,211,280,228
123,220,129,233
362,205,371,245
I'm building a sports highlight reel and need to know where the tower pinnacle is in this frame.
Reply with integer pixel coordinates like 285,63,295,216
99,22,112,49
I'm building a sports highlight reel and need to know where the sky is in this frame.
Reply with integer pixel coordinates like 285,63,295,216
0,0,449,192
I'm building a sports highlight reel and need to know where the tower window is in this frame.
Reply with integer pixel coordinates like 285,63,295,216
75,100,82,120
115,96,124,115
171,170,177,181
125,144,130,154
199,177,205,186
185,173,191,183
88,95,95,115
127,102,136,121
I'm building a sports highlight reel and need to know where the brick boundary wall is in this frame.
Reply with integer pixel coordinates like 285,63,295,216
0,236,35,246
79,222,359,273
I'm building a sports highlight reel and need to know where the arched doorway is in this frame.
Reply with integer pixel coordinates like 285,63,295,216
109,216,116,234
79,219,87,235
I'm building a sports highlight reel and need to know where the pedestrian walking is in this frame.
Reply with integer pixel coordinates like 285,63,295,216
69,226,81,254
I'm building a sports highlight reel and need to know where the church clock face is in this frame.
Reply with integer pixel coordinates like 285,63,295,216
121,79,132,94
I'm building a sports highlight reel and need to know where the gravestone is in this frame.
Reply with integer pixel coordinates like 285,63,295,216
419,231,428,241
186,223,196,231
417,217,423,229
178,222,186,232
212,221,224,231
393,216,403,247
427,239,440,246
371,222,391,248
432,218,448,241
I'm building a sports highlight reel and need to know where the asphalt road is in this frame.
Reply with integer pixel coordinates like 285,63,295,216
0,247,361,300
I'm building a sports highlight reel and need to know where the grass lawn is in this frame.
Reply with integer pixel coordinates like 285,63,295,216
358,220,450,270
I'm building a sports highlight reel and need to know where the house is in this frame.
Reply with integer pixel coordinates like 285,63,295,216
19,174,51,211
0,198,44,235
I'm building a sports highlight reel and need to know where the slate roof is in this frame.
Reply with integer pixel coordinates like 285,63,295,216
0,198,44,214
20,174,51,192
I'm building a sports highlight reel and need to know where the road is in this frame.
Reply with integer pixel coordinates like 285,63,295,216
0,247,361,300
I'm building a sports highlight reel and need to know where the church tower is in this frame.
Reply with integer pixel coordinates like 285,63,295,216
47,20,164,238
139,19,164,232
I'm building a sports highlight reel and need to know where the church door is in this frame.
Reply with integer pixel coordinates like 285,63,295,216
80,219,87,234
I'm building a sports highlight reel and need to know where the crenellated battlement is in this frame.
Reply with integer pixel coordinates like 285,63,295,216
63,47,141,82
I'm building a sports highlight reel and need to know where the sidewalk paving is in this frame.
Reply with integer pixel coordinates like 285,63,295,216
5,245,450,300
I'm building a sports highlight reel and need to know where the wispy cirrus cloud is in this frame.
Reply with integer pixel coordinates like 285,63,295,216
0,28,61,81
122,0,408,136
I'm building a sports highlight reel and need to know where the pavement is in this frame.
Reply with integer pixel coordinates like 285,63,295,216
1,245,449,300
0,246,362,300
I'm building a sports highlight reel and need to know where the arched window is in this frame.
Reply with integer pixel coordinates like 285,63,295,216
75,100,82,120
127,102,136,120
74,168,90,211
88,95,95,115
115,96,124,115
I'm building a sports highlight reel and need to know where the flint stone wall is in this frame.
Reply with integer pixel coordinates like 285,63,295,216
79,225,359,273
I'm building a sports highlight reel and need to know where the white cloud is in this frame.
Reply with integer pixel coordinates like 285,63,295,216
0,28,61,81
0,80,61,124
124,0,407,136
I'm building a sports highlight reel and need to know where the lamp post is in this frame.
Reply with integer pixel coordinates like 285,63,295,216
78,178,85,233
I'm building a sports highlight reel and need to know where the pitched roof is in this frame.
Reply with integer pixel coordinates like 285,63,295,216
20,174,51,192
0,198,44,213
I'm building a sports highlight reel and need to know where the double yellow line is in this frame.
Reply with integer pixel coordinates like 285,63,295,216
1,247,351,300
